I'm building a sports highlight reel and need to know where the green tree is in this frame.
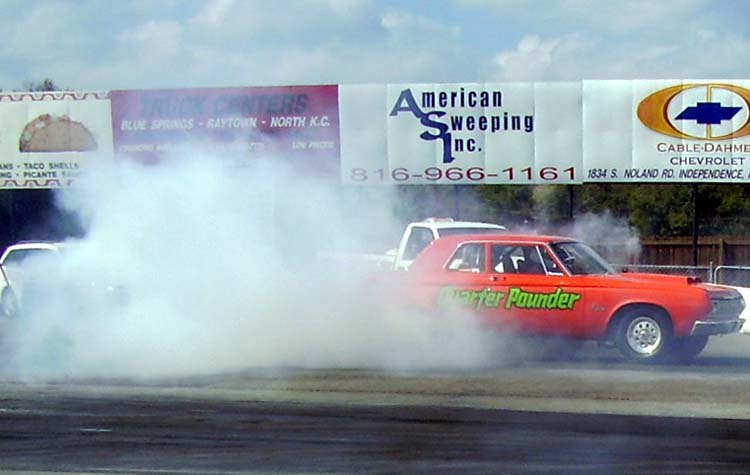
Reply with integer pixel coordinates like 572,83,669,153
23,78,59,91
475,182,750,238
476,184,535,226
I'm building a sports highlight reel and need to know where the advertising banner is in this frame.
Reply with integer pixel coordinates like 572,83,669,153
342,80,750,184
0,91,113,188
1,81,749,188
110,85,340,175
340,83,582,184
584,80,750,182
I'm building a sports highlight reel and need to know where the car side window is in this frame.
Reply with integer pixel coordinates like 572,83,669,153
403,227,435,260
538,246,563,275
492,245,522,273
447,243,485,272
2,250,31,267
514,246,545,274
492,245,559,275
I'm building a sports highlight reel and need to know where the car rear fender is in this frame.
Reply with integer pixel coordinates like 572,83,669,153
606,303,673,343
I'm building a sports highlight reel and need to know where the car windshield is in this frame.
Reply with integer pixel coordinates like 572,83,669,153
550,241,615,275
437,227,502,237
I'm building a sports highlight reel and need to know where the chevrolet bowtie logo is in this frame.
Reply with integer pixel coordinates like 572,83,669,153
639,84,750,140
675,102,742,125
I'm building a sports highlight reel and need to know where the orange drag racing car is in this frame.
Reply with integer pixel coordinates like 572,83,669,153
393,234,745,362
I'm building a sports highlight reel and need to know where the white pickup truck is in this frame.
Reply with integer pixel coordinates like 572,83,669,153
317,218,507,272
390,218,507,270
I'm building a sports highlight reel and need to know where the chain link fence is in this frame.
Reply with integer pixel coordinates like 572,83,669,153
713,266,750,287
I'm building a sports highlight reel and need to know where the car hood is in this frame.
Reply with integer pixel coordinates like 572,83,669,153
603,273,744,298
580,272,706,291
613,272,702,286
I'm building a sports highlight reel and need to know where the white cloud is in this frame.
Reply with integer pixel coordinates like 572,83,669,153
194,0,235,27
119,20,183,46
459,0,712,34
492,34,588,81
310,0,369,16
2,0,750,90
381,10,459,36
558,0,712,33
117,20,184,69
63,2,471,89
1,2,86,62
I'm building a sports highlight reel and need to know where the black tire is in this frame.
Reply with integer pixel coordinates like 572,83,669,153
614,307,672,363
667,335,709,363
1,287,19,319
538,337,585,361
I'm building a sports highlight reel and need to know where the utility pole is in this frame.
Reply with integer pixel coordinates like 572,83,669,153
692,184,699,267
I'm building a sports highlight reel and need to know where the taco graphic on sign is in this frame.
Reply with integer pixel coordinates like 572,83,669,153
19,114,97,152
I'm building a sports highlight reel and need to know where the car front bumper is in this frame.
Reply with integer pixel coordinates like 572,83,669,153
691,318,744,337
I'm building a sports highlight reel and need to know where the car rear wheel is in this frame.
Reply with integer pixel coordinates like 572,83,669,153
615,307,672,362
667,335,709,362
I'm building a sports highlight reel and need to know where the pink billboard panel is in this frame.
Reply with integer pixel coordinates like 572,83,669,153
110,85,340,175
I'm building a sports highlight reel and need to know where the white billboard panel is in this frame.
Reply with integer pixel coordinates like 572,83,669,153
583,79,750,183
340,83,582,184
0,91,113,188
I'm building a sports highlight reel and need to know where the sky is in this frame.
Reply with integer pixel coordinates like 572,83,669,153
1,0,749,91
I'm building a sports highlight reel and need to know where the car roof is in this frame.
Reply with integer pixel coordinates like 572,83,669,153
0,241,75,263
431,233,576,245
414,220,506,229
4,241,65,251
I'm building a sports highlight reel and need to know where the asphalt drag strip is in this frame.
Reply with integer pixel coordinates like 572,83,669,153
1,395,750,474
2,335,750,473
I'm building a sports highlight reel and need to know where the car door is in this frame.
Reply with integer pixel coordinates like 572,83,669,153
428,242,503,318
483,243,584,335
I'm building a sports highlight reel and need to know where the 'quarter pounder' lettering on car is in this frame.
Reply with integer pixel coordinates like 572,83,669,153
438,287,505,310
437,286,581,311
506,287,581,310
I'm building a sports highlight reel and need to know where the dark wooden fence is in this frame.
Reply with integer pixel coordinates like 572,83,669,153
593,237,750,267
638,237,750,267
590,237,750,286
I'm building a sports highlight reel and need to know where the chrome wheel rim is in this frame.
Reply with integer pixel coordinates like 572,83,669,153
626,316,662,355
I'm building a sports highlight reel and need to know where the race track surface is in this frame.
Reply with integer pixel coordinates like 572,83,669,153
2,334,750,474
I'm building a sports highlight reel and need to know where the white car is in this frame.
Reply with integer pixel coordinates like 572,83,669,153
0,263,12,317
0,241,128,319
727,286,750,333
0,241,67,267
0,241,68,318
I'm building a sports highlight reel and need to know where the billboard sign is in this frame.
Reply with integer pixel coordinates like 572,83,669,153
110,85,340,175
584,80,750,182
342,80,750,184
0,91,113,188
339,83,582,184
1,81,750,188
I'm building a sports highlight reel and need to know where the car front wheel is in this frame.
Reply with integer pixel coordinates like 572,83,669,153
615,307,672,362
